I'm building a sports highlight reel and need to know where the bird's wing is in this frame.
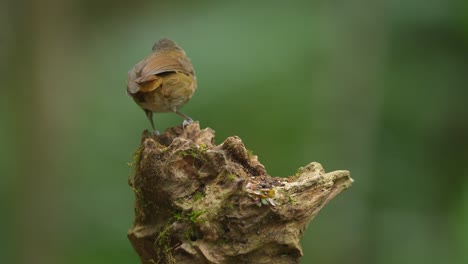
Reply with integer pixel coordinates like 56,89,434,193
165,72,194,91
127,53,193,94
140,53,189,77
126,67,141,94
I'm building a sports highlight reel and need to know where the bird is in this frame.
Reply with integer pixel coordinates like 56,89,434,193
126,38,197,134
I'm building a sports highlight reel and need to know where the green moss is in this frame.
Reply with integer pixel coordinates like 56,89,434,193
183,226,196,242
288,194,297,205
160,146,169,153
198,142,208,152
153,206,209,260
128,144,159,221
128,144,144,170
178,144,207,161
189,210,206,223
154,221,176,264
179,149,197,158
193,191,204,201
247,149,255,158
227,174,237,181
173,211,184,221
153,208,204,262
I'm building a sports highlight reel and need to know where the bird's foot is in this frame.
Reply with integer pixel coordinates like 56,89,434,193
153,130,161,136
182,118,193,128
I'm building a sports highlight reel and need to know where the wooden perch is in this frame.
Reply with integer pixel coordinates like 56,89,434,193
128,123,353,264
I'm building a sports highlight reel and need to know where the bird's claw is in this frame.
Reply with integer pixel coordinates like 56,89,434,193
153,130,161,136
182,118,193,128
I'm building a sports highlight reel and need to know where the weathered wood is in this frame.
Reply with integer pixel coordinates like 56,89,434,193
128,122,353,264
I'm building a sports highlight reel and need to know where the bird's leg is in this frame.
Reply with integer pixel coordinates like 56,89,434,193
144,109,160,135
174,110,193,127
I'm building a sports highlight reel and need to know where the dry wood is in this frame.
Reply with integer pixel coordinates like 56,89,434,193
128,123,353,264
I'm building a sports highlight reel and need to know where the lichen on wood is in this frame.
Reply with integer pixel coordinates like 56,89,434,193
128,122,353,264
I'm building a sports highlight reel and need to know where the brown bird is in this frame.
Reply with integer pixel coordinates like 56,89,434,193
127,38,197,134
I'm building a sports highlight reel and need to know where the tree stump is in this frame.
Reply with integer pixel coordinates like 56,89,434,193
128,122,353,264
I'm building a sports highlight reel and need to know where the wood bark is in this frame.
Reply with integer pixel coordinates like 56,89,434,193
128,123,353,264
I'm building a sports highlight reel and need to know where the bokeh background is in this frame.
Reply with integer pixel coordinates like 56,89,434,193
2,0,468,263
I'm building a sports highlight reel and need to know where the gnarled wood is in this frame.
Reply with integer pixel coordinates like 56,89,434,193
128,122,353,264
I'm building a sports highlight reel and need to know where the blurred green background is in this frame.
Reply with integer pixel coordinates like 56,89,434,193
2,0,468,263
